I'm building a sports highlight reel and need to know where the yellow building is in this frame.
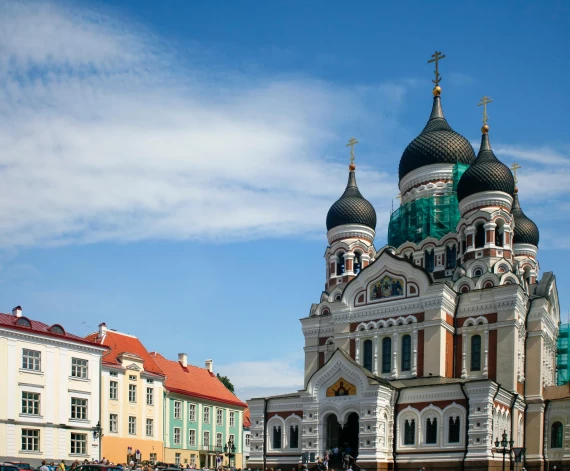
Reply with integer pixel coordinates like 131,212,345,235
87,323,165,465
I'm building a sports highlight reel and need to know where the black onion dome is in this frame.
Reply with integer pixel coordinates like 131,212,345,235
326,170,377,231
512,191,539,246
398,96,476,181
457,132,515,201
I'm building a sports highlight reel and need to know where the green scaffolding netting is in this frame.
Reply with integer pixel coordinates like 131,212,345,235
557,323,569,385
388,163,469,247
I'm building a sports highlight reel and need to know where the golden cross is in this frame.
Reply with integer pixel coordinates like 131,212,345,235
477,95,493,124
510,162,521,184
346,137,359,164
428,50,446,86
396,193,402,201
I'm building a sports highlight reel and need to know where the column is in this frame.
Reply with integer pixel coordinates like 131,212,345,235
483,329,489,378
465,227,476,251
484,222,497,247
461,333,467,378
412,329,418,376
373,336,379,375
344,252,355,275
355,337,361,363
361,253,370,268
392,333,398,378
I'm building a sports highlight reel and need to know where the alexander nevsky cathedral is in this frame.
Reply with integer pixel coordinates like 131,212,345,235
247,53,568,471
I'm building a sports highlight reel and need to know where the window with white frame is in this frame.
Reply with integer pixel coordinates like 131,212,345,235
150,453,157,463
128,384,137,403
203,431,210,449
109,380,118,400
129,374,137,381
189,429,196,446
146,418,153,437
190,456,196,467
110,414,118,433
217,409,223,425
403,418,415,445
175,453,181,466
204,407,210,423
70,433,87,455
70,397,88,420
216,432,223,447
22,349,41,371
425,417,437,444
245,434,250,446
174,401,182,419
22,391,40,415
21,429,40,452
272,426,282,449
448,416,460,443
146,387,154,406
128,416,136,435
229,411,235,427
173,427,181,445
189,404,196,422
71,358,88,379
110,371,118,377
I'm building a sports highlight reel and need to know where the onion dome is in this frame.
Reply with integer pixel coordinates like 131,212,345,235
457,129,515,201
512,189,539,246
326,166,377,231
398,93,476,181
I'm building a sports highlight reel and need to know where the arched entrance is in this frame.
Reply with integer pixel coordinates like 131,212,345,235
325,412,359,463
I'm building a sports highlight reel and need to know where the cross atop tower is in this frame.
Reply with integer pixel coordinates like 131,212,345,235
510,162,522,184
346,137,359,165
428,50,446,87
478,95,493,125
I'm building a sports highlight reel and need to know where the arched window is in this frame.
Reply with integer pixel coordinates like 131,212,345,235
471,335,482,372
551,422,563,448
495,220,505,247
446,245,457,269
401,335,411,372
336,253,345,276
272,426,282,449
425,417,437,444
382,337,392,374
363,339,373,372
475,224,486,248
448,416,460,443
404,419,415,445
289,425,299,449
425,249,435,273
354,252,362,274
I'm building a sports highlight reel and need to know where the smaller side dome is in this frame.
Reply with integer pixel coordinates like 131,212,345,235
326,169,376,231
457,132,515,201
512,190,539,246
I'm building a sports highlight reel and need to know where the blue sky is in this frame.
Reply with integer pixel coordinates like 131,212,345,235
0,0,569,399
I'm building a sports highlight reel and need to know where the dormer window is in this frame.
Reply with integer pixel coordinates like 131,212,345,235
16,317,32,328
49,324,65,335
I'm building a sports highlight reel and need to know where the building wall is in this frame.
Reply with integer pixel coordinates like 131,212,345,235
0,327,104,466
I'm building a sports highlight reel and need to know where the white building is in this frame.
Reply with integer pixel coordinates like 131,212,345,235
0,307,107,465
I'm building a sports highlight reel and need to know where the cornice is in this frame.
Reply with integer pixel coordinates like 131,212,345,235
0,327,106,355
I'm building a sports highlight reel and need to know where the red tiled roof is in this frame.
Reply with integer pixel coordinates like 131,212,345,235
243,408,251,427
151,352,247,408
85,330,164,377
0,312,106,348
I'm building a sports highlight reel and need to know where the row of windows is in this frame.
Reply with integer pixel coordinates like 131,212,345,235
172,402,236,426
22,349,89,379
21,429,88,455
109,382,154,405
403,417,461,445
108,414,154,436
172,428,235,448
361,336,411,374
272,425,299,449
21,392,90,420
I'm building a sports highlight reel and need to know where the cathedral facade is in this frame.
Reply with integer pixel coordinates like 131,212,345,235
247,65,562,471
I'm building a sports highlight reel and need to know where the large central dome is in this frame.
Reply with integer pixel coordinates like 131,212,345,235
398,95,476,181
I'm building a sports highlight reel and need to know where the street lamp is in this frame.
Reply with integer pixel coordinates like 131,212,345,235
495,430,514,471
223,439,236,468
92,421,103,462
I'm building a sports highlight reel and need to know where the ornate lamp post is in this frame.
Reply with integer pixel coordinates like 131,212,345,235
223,439,236,468
92,421,103,462
495,431,514,471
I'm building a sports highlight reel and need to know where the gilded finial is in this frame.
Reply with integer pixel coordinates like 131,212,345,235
428,50,446,93
510,162,521,185
346,137,358,171
477,95,493,134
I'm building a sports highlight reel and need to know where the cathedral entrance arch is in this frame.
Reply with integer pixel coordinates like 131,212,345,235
325,412,359,462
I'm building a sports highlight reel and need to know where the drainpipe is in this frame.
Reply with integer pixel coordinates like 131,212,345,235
509,393,519,471
459,383,469,471
491,385,501,461
543,400,551,471
263,398,268,471
392,388,401,471
453,290,461,379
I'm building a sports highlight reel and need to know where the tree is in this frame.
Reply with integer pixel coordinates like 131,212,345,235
217,373,235,393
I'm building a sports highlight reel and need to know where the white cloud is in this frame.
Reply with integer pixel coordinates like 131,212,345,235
0,0,402,249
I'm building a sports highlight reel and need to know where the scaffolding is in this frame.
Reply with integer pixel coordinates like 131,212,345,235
557,323,569,385
388,163,469,248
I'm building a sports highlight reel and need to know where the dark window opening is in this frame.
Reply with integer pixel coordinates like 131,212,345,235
426,418,437,444
425,249,435,272
495,229,504,247
272,426,282,449
289,425,299,448
471,335,481,371
449,417,460,443
401,335,411,372
336,253,345,276
446,245,457,269
382,337,391,374
552,422,563,448
363,339,373,372
404,419,415,445
354,252,362,274
475,225,485,249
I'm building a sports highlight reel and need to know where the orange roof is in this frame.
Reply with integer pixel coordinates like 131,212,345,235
86,329,164,377
151,352,247,408
243,408,251,427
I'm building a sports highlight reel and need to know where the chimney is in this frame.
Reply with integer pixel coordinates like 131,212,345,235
205,359,213,373
99,322,107,336
12,306,22,317
178,353,188,368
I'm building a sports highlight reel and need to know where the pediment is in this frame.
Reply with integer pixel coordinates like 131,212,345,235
125,363,142,371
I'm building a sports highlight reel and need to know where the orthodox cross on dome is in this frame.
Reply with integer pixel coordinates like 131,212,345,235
510,162,522,184
428,50,446,87
346,137,359,166
478,95,493,125
396,193,402,201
